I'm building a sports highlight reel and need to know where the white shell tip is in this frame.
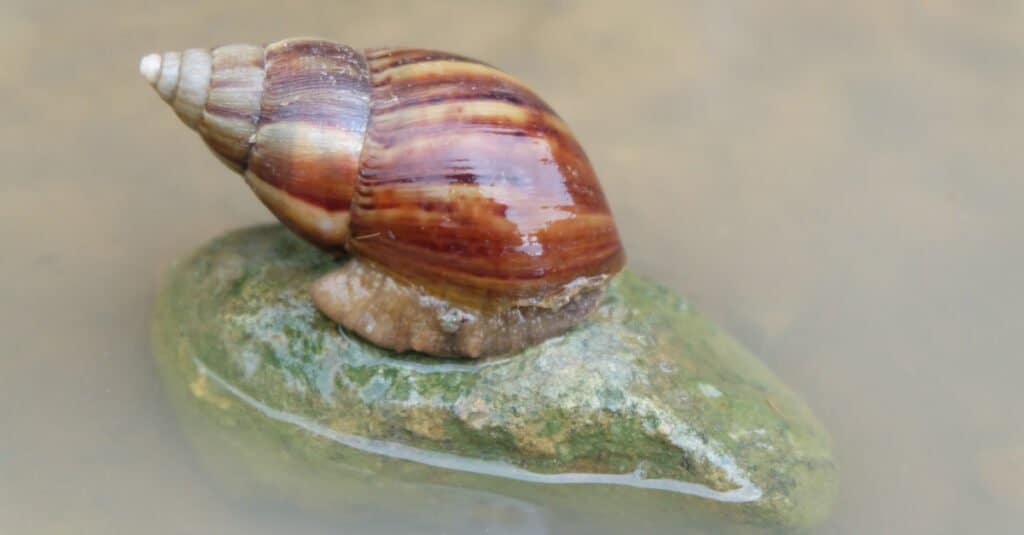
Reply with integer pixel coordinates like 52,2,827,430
139,53,162,85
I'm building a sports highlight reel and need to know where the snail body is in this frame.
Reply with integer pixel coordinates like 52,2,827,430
142,38,624,358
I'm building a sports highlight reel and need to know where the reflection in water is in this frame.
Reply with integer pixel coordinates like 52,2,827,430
234,491,550,535
195,357,763,503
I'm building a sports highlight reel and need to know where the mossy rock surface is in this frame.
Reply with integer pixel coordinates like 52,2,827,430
152,225,837,531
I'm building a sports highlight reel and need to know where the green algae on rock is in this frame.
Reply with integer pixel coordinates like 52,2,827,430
152,225,837,529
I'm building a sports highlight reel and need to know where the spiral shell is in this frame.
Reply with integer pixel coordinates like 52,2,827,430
142,38,625,357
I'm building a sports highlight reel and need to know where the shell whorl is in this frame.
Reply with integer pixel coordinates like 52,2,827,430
141,39,369,248
140,45,266,168
140,49,213,129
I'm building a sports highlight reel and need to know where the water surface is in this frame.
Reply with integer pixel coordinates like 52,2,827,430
2,1,1022,533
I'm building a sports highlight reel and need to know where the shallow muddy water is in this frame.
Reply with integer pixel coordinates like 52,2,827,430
2,1,1022,533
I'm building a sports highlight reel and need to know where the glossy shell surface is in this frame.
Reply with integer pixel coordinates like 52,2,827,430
145,38,623,300
350,47,623,300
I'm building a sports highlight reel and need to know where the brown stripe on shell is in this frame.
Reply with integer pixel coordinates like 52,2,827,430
349,49,624,299
257,39,371,130
245,39,372,248
361,99,572,153
199,115,256,172
202,102,257,122
357,124,611,215
245,171,351,247
209,77,263,90
369,60,556,115
364,48,488,72
249,121,361,211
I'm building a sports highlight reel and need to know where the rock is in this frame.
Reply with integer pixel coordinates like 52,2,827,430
152,225,837,530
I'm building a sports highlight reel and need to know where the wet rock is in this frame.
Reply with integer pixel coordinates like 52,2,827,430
152,225,837,529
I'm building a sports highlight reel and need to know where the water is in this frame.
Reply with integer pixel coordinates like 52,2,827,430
2,1,1022,533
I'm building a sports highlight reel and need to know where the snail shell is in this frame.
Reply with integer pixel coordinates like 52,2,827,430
141,38,625,358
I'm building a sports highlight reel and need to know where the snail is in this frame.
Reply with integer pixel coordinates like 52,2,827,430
140,38,624,358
